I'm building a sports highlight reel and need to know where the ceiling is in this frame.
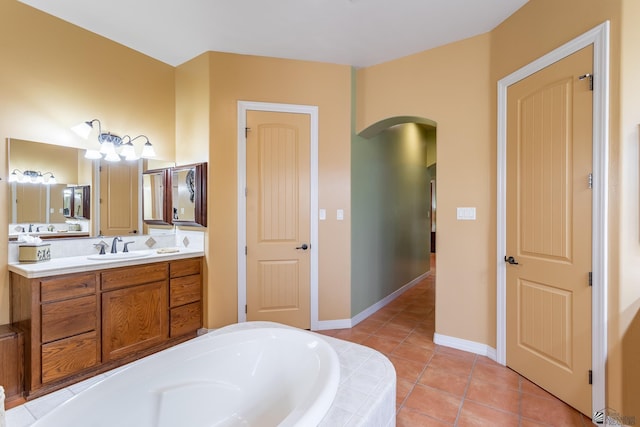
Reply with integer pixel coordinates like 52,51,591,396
19,0,528,68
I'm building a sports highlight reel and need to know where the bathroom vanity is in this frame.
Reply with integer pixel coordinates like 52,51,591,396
9,254,203,400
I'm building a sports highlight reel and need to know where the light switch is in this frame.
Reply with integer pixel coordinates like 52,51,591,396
319,209,326,220
457,207,476,220
337,209,344,220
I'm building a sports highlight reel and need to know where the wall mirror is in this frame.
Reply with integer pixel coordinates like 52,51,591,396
7,138,176,238
142,168,171,225
170,163,207,227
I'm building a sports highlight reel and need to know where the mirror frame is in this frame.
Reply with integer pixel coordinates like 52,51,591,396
170,162,207,227
142,168,171,225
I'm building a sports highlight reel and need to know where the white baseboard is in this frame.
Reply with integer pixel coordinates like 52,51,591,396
315,319,352,330
434,333,498,362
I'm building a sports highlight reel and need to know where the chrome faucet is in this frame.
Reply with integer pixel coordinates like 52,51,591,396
110,236,123,254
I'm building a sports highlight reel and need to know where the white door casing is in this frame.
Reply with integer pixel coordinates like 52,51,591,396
237,101,319,330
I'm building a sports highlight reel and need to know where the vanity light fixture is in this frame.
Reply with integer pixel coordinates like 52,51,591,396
8,169,57,185
72,119,156,162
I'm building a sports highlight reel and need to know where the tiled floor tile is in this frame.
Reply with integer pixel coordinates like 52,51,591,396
391,341,434,364
387,354,428,383
457,400,519,426
521,393,585,426
428,353,475,378
465,378,520,415
403,384,462,424
397,408,454,426
471,362,520,390
418,367,469,397
396,378,415,407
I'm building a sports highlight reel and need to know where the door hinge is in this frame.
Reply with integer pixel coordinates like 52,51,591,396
589,272,593,286
589,370,593,385
588,173,593,189
245,127,251,137
245,187,247,197
245,304,247,314
245,246,247,255
579,73,593,91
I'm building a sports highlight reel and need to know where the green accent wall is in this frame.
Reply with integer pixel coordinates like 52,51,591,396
351,74,434,316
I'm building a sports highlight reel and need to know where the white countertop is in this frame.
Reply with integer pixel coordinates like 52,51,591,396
8,247,204,278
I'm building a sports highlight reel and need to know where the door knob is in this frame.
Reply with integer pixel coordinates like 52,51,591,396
504,256,519,265
296,243,309,250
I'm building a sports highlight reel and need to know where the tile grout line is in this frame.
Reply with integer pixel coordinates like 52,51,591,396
451,354,479,426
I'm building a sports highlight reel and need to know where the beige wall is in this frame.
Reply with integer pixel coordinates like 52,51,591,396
357,33,495,345
176,52,352,327
175,54,211,166
0,0,176,324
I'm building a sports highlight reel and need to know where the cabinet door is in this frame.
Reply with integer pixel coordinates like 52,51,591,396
101,281,168,362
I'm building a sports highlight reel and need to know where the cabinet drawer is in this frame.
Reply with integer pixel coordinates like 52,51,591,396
101,262,168,291
41,331,98,383
170,301,202,337
170,258,201,279
40,273,96,302
170,274,201,308
41,295,97,343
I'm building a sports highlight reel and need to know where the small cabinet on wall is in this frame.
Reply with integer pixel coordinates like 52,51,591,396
142,163,207,227
9,257,202,400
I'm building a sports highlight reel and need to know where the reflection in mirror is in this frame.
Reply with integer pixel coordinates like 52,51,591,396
63,188,73,217
73,186,90,219
10,183,45,223
143,169,170,225
3,138,173,238
171,163,207,227
172,168,195,222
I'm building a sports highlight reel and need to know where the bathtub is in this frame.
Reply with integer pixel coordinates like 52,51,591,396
31,324,340,427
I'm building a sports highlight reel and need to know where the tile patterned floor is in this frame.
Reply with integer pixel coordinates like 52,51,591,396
318,256,593,427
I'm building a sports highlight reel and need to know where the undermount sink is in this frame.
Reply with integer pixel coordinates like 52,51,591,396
87,250,154,261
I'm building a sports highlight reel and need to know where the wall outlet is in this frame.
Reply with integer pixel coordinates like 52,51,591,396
456,207,476,220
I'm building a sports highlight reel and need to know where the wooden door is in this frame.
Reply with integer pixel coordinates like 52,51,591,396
506,46,593,415
99,160,139,236
246,111,311,329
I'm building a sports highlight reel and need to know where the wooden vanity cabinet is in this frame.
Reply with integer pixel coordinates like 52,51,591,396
10,256,202,400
